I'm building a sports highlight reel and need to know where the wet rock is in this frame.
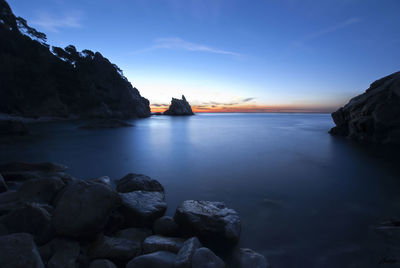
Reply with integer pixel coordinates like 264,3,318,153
88,235,141,263
174,200,241,247
330,71,400,144
0,203,53,244
116,173,164,193
153,216,179,237
18,177,65,203
88,176,112,187
115,227,152,244
0,120,30,136
89,259,117,268
236,248,270,268
41,238,80,268
0,174,7,193
175,237,202,268
192,247,225,268
78,119,133,129
119,191,167,227
143,235,185,254
0,233,44,267
164,95,194,116
0,162,67,173
52,181,121,237
126,251,177,268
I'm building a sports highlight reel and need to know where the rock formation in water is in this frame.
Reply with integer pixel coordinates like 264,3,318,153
0,161,270,267
164,95,195,115
330,71,400,144
0,0,150,119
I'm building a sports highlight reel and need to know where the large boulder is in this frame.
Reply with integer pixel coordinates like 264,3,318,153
0,120,30,136
0,233,44,267
330,71,400,144
235,248,270,268
164,95,194,116
191,247,225,268
174,200,241,247
88,235,141,263
119,191,167,227
175,237,202,268
116,173,164,193
142,235,185,254
126,251,177,268
18,177,65,203
153,216,179,237
52,181,121,237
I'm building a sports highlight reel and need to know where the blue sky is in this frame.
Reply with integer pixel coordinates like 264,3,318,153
8,0,400,112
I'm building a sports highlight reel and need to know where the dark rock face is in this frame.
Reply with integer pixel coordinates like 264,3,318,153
0,0,150,118
0,120,29,136
126,251,177,268
142,235,185,254
175,237,202,268
192,247,225,268
153,216,179,237
164,95,194,116
119,191,167,227
0,233,44,268
330,71,400,144
78,119,133,129
18,177,65,203
236,248,270,268
52,181,121,237
117,173,164,193
174,200,241,247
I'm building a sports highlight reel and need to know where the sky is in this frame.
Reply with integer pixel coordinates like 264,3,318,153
8,0,400,113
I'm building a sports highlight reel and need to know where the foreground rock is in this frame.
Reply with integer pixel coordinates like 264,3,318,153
0,233,44,267
0,120,30,136
89,259,117,268
115,227,152,244
119,191,167,227
236,248,270,268
153,216,179,237
164,95,194,116
143,235,185,254
40,238,80,267
117,173,164,193
78,119,133,129
175,237,202,268
126,251,177,268
52,181,121,237
174,200,241,247
192,247,225,268
330,71,400,144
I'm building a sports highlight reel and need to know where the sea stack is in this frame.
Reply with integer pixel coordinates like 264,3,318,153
164,95,195,116
330,71,400,144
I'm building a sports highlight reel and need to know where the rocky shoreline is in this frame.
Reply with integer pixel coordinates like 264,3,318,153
0,162,270,268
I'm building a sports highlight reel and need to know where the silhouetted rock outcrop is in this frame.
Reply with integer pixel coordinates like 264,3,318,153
330,71,400,144
0,0,150,119
164,95,194,115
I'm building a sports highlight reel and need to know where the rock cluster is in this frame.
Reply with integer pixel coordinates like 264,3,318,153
0,162,270,267
330,71,400,144
164,95,195,116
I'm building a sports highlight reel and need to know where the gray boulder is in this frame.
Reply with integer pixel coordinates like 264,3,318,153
192,247,225,268
52,181,121,237
126,251,177,268
174,200,241,247
0,174,8,193
88,235,141,263
236,248,270,268
115,227,152,243
143,235,185,254
119,191,167,227
0,233,44,268
175,237,202,268
116,173,164,193
89,259,117,268
330,71,400,144
18,177,65,203
164,95,194,116
153,216,179,237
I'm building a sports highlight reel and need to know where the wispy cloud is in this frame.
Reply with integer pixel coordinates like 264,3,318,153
293,18,361,46
136,37,241,57
30,11,82,32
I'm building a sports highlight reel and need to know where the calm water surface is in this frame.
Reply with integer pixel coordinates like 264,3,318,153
1,113,400,267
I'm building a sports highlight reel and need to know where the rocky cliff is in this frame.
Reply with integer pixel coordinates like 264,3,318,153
164,95,194,116
330,71,400,144
0,0,150,118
